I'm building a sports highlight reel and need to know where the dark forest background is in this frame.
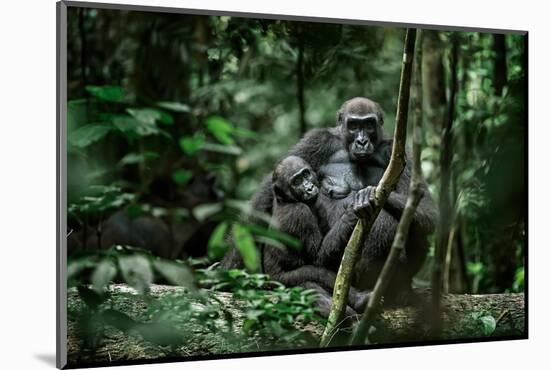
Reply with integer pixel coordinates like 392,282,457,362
65,7,526,362
67,8,525,294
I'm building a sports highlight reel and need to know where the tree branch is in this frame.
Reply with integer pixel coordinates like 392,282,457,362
350,29,424,346
320,28,417,347
432,34,459,335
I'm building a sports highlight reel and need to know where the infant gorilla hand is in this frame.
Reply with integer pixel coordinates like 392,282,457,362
352,186,378,219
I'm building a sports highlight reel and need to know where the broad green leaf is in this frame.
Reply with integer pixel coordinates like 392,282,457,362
206,116,235,145
67,257,97,284
85,85,125,102
157,110,174,125
179,135,205,156
67,99,88,130
91,259,117,292
480,315,496,336
135,322,184,346
119,151,160,166
513,267,524,292
245,223,301,249
112,115,165,137
254,236,286,250
126,108,173,126
224,199,272,225
208,222,229,260
202,142,242,156
232,223,259,271
233,127,256,139
172,169,193,186
192,202,223,222
156,101,191,112
101,309,135,331
153,259,196,290
69,124,112,148
118,254,153,294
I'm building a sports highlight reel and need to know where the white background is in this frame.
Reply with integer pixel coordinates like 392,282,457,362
0,0,546,369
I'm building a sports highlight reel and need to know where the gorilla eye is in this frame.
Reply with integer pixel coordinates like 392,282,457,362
367,117,378,127
348,121,359,131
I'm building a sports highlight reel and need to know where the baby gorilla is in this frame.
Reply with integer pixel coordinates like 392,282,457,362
263,155,368,317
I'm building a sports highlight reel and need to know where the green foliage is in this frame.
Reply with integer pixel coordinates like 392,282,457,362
200,269,322,344
66,10,526,355
207,116,236,145
118,254,154,294
153,259,196,288
179,135,205,156
156,101,191,112
171,169,193,186
68,246,196,293
127,108,174,126
512,267,524,292
69,249,320,352
208,221,230,260
468,312,497,336
112,114,169,139
91,259,117,293
69,124,112,148
232,223,259,271
467,261,487,294
68,185,135,216
85,85,126,102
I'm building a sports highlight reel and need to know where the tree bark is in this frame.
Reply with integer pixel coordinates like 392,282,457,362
432,35,459,335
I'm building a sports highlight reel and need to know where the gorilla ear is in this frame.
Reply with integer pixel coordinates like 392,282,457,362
376,104,385,125
272,184,286,203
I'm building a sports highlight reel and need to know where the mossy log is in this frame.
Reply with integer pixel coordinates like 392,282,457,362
66,284,525,365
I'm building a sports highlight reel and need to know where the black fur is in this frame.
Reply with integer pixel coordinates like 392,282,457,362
221,97,438,305
263,157,368,314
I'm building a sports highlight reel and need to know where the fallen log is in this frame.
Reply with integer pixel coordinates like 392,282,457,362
357,290,525,344
66,284,525,365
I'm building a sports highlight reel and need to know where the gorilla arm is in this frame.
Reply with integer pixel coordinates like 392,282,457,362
265,202,368,312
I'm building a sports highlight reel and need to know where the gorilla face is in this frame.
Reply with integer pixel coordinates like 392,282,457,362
338,97,384,163
272,156,319,204
289,166,319,202
344,114,380,161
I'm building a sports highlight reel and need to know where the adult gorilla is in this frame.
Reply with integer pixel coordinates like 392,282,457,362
221,97,438,303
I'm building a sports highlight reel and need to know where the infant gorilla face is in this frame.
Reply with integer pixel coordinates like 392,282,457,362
290,166,318,202
272,155,319,204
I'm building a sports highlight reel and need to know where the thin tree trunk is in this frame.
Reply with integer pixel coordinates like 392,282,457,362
432,36,459,335
320,29,417,347
350,30,424,346
443,224,456,293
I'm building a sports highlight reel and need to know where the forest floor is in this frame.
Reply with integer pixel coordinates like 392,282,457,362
66,284,525,366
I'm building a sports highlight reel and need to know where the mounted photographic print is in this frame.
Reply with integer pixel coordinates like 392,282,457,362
56,1,527,368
